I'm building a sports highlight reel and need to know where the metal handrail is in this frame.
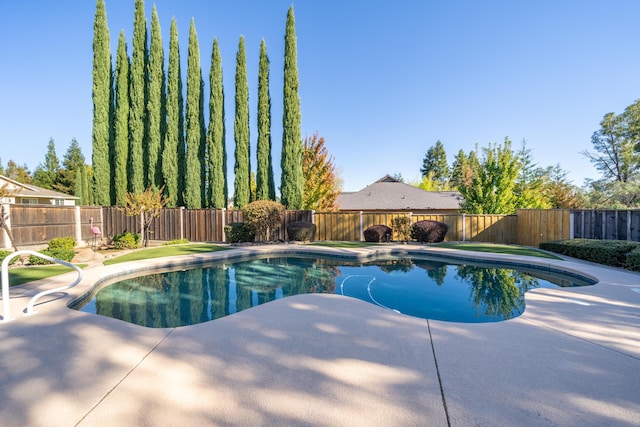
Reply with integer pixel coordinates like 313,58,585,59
1,250,83,322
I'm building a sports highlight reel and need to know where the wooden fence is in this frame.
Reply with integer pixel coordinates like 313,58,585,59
572,209,640,241
6,205,632,249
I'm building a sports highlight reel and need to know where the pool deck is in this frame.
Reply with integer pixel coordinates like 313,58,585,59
1,244,639,426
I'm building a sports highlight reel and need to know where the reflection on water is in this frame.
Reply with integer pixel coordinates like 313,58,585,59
78,256,595,327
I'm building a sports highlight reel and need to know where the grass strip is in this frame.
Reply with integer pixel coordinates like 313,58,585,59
309,241,377,248
431,242,561,259
103,244,230,265
8,264,87,287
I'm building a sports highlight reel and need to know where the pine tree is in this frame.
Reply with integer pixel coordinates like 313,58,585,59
91,0,111,205
162,18,184,207
33,138,61,189
129,0,147,193
55,139,86,196
256,39,275,201
420,140,450,186
184,19,203,208
280,6,303,209
113,30,129,206
146,6,165,190
233,36,251,209
207,37,227,208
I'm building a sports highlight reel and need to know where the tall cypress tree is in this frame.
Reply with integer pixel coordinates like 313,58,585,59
184,19,203,208
129,0,147,193
113,30,130,206
91,0,111,206
162,18,184,207
256,39,275,201
207,38,227,208
233,36,250,209
146,6,165,190
280,6,303,209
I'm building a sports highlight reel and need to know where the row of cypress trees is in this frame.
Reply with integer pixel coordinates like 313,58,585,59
91,0,302,209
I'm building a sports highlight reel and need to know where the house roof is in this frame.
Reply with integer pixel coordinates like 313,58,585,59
337,175,462,211
0,175,78,201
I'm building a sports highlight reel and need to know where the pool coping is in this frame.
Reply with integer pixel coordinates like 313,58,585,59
1,243,639,426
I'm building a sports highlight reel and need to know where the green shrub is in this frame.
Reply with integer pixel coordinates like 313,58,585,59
391,216,412,242
0,250,17,266
411,220,448,243
364,224,392,242
286,221,316,241
539,239,640,268
162,238,189,246
28,248,75,265
243,200,285,241
626,247,640,272
224,223,255,243
48,236,76,250
112,232,141,249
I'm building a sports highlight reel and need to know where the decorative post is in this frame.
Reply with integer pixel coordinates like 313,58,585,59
75,206,83,247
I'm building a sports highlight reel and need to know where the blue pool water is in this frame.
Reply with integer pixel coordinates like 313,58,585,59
74,255,595,327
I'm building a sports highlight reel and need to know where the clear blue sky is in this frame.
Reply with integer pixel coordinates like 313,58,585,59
1,0,639,192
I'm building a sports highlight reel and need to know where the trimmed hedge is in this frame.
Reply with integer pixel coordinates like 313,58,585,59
28,248,75,265
539,239,640,269
224,222,255,243
364,224,392,243
626,247,640,272
48,236,76,250
411,220,448,243
286,221,316,241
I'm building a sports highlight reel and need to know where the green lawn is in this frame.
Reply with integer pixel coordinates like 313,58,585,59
309,241,377,248
103,243,230,265
431,242,561,259
8,264,87,287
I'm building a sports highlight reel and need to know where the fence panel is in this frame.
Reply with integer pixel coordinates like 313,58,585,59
183,209,223,242
102,206,140,238
572,209,640,242
315,212,360,241
412,214,462,241
10,205,77,246
517,209,570,247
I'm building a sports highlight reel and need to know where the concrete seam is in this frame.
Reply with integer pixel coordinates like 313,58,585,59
428,319,451,427
74,328,176,426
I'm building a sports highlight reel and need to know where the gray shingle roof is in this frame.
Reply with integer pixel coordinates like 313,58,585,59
0,175,78,201
337,176,462,211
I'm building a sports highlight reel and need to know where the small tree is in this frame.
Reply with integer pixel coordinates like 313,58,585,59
120,186,168,247
243,200,285,242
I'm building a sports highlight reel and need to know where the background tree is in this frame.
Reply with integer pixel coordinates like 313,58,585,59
184,19,204,208
91,0,112,205
233,36,251,209
33,138,60,189
543,165,584,208
4,161,32,184
458,138,521,214
162,18,184,208
514,140,550,209
420,140,450,187
582,112,639,183
113,30,130,206
146,5,165,190
280,6,303,209
128,0,147,194
256,38,275,201
54,139,86,195
302,133,340,211
207,38,227,208
75,163,90,205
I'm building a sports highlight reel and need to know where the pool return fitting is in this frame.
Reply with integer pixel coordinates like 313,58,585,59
1,250,83,323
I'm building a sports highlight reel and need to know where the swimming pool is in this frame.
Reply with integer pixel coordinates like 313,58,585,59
72,254,596,327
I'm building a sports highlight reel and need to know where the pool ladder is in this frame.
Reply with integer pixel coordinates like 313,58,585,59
1,250,83,323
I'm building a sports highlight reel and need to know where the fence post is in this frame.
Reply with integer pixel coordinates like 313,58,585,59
221,208,226,242
462,213,466,242
179,207,185,240
359,211,363,241
569,212,574,240
75,206,83,247
628,210,632,241
1,204,10,249
602,211,606,240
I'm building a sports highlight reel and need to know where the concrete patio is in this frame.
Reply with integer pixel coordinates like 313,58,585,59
1,245,639,426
